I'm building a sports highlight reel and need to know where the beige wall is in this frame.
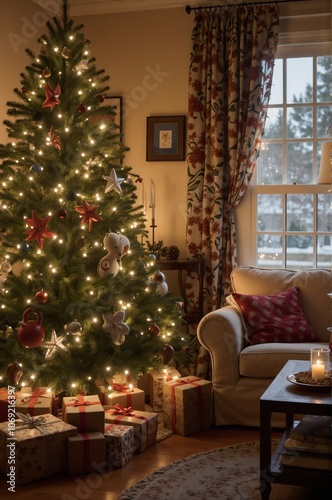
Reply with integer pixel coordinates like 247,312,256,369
0,1,249,264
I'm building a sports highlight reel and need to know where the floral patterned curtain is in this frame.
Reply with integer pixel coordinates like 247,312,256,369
186,5,279,377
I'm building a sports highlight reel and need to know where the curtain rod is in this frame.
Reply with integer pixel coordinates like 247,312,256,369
185,0,309,14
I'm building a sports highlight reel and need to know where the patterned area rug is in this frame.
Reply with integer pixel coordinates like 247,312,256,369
118,440,330,500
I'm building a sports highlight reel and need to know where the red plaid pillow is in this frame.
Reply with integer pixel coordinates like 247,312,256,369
231,287,320,345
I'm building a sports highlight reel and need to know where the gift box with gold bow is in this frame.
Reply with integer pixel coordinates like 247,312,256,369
163,376,212,436
104,404,158,453
62,395,104,433
0,412,77,485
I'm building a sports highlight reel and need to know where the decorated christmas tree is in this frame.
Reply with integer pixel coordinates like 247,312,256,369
0,1,187,396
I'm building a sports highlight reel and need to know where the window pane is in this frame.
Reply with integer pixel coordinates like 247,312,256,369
317,56,332,103
264,108,283,139
317,235,332,268
287,194,313,232
258,144,283,184
269,58,283,105
286,142,313,184
317,193,332,232
257,234,283,268
286,235,313,269
287,107,313,138
287,58,312,103
317,106,332,138
257,194,282,231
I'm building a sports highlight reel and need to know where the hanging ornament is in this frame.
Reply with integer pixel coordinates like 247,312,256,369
33,111,43,122
35,290,49,304
42,67,51,78
6,362,23,386
75,200,102,232
42,83,61,110
1,260,12,274
102,310,130,346
148,323,160,337
57,208,67,219
19,241,31,253
77,104,87,113
41,329,67,360
160,344,174,365
97,232,130,278
152,271,168,295
103,168,125,195
61,46,71,59
24,210,56,250
21,86,28,94
76,236,86,249
48,126,61,151
66,190,77,201
31,163,43,173
98,94,105,103
64,321,82,335
17,309,45,348
74,58,89,72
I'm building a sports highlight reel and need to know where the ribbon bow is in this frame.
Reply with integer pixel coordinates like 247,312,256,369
111,383,129,392
112,403,135,416
15,412,47,429
73,395,97,407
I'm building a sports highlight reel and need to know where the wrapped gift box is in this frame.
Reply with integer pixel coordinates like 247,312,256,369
67,432,106,475
137,373,150,400
104,423,134,468
15,387,53,417
0,413,77,486
0,387,14,423
149,367,181,411
104,405,158,454
100,385,145,411
163,376,212,436
62,394,104,433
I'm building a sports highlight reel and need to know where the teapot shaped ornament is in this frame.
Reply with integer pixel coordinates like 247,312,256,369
17,308,45,348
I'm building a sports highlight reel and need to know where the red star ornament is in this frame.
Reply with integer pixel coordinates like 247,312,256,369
24,210,57,249
74,200,102,231
42,83,61,110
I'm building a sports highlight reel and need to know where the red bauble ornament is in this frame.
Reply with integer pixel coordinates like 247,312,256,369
160,344,174,365
42,68,51,78
35,290,49,304
6,362,23,385
17,308,45,348
77,104,87,113
57,208,67,219
148,324,160,337
98,94,105,103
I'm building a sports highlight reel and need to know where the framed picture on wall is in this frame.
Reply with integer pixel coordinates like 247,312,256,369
146,115,186,161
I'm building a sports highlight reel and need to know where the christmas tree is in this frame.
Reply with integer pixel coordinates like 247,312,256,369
0,1,187,396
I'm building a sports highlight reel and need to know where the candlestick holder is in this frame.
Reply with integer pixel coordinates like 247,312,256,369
310,347,330,380
150,218,157,248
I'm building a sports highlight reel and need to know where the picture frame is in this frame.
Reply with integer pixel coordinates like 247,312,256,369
146,116,186,161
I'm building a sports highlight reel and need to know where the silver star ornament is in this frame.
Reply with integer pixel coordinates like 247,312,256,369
41,329,67,360
103,168,125,194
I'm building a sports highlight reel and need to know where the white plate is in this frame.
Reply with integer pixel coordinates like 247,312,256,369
287,373,332,388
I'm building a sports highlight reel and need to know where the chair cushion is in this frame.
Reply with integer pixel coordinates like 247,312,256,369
231,287,320,345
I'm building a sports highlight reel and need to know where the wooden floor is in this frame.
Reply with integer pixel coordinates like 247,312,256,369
0,425,283,500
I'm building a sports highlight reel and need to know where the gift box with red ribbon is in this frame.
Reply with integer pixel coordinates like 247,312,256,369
0,413,77,486
104,423,135,468
163,376,212,436
148,367,181,411
99,384,145,410
0,387,13,423
67,432,106,475
62,395,104,433
104,404,158,454
15,387,53,417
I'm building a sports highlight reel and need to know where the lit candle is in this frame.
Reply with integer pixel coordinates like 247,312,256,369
150,179,156,220
311,362,325,380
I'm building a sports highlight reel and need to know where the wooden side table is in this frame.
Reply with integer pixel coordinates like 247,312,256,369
157,258,204,325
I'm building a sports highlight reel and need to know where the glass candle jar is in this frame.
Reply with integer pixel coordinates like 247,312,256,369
310,347,330,380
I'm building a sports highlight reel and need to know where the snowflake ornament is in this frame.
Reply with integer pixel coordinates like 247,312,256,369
102,310,130,345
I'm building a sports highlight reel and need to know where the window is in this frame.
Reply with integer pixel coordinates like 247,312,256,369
252,54,332,269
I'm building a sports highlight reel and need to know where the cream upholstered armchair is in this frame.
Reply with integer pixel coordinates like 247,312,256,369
197,266,331,428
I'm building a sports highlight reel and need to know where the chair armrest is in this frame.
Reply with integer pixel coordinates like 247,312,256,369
197,306,246,386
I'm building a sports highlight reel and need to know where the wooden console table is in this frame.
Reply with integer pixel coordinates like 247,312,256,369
157,258,204,325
